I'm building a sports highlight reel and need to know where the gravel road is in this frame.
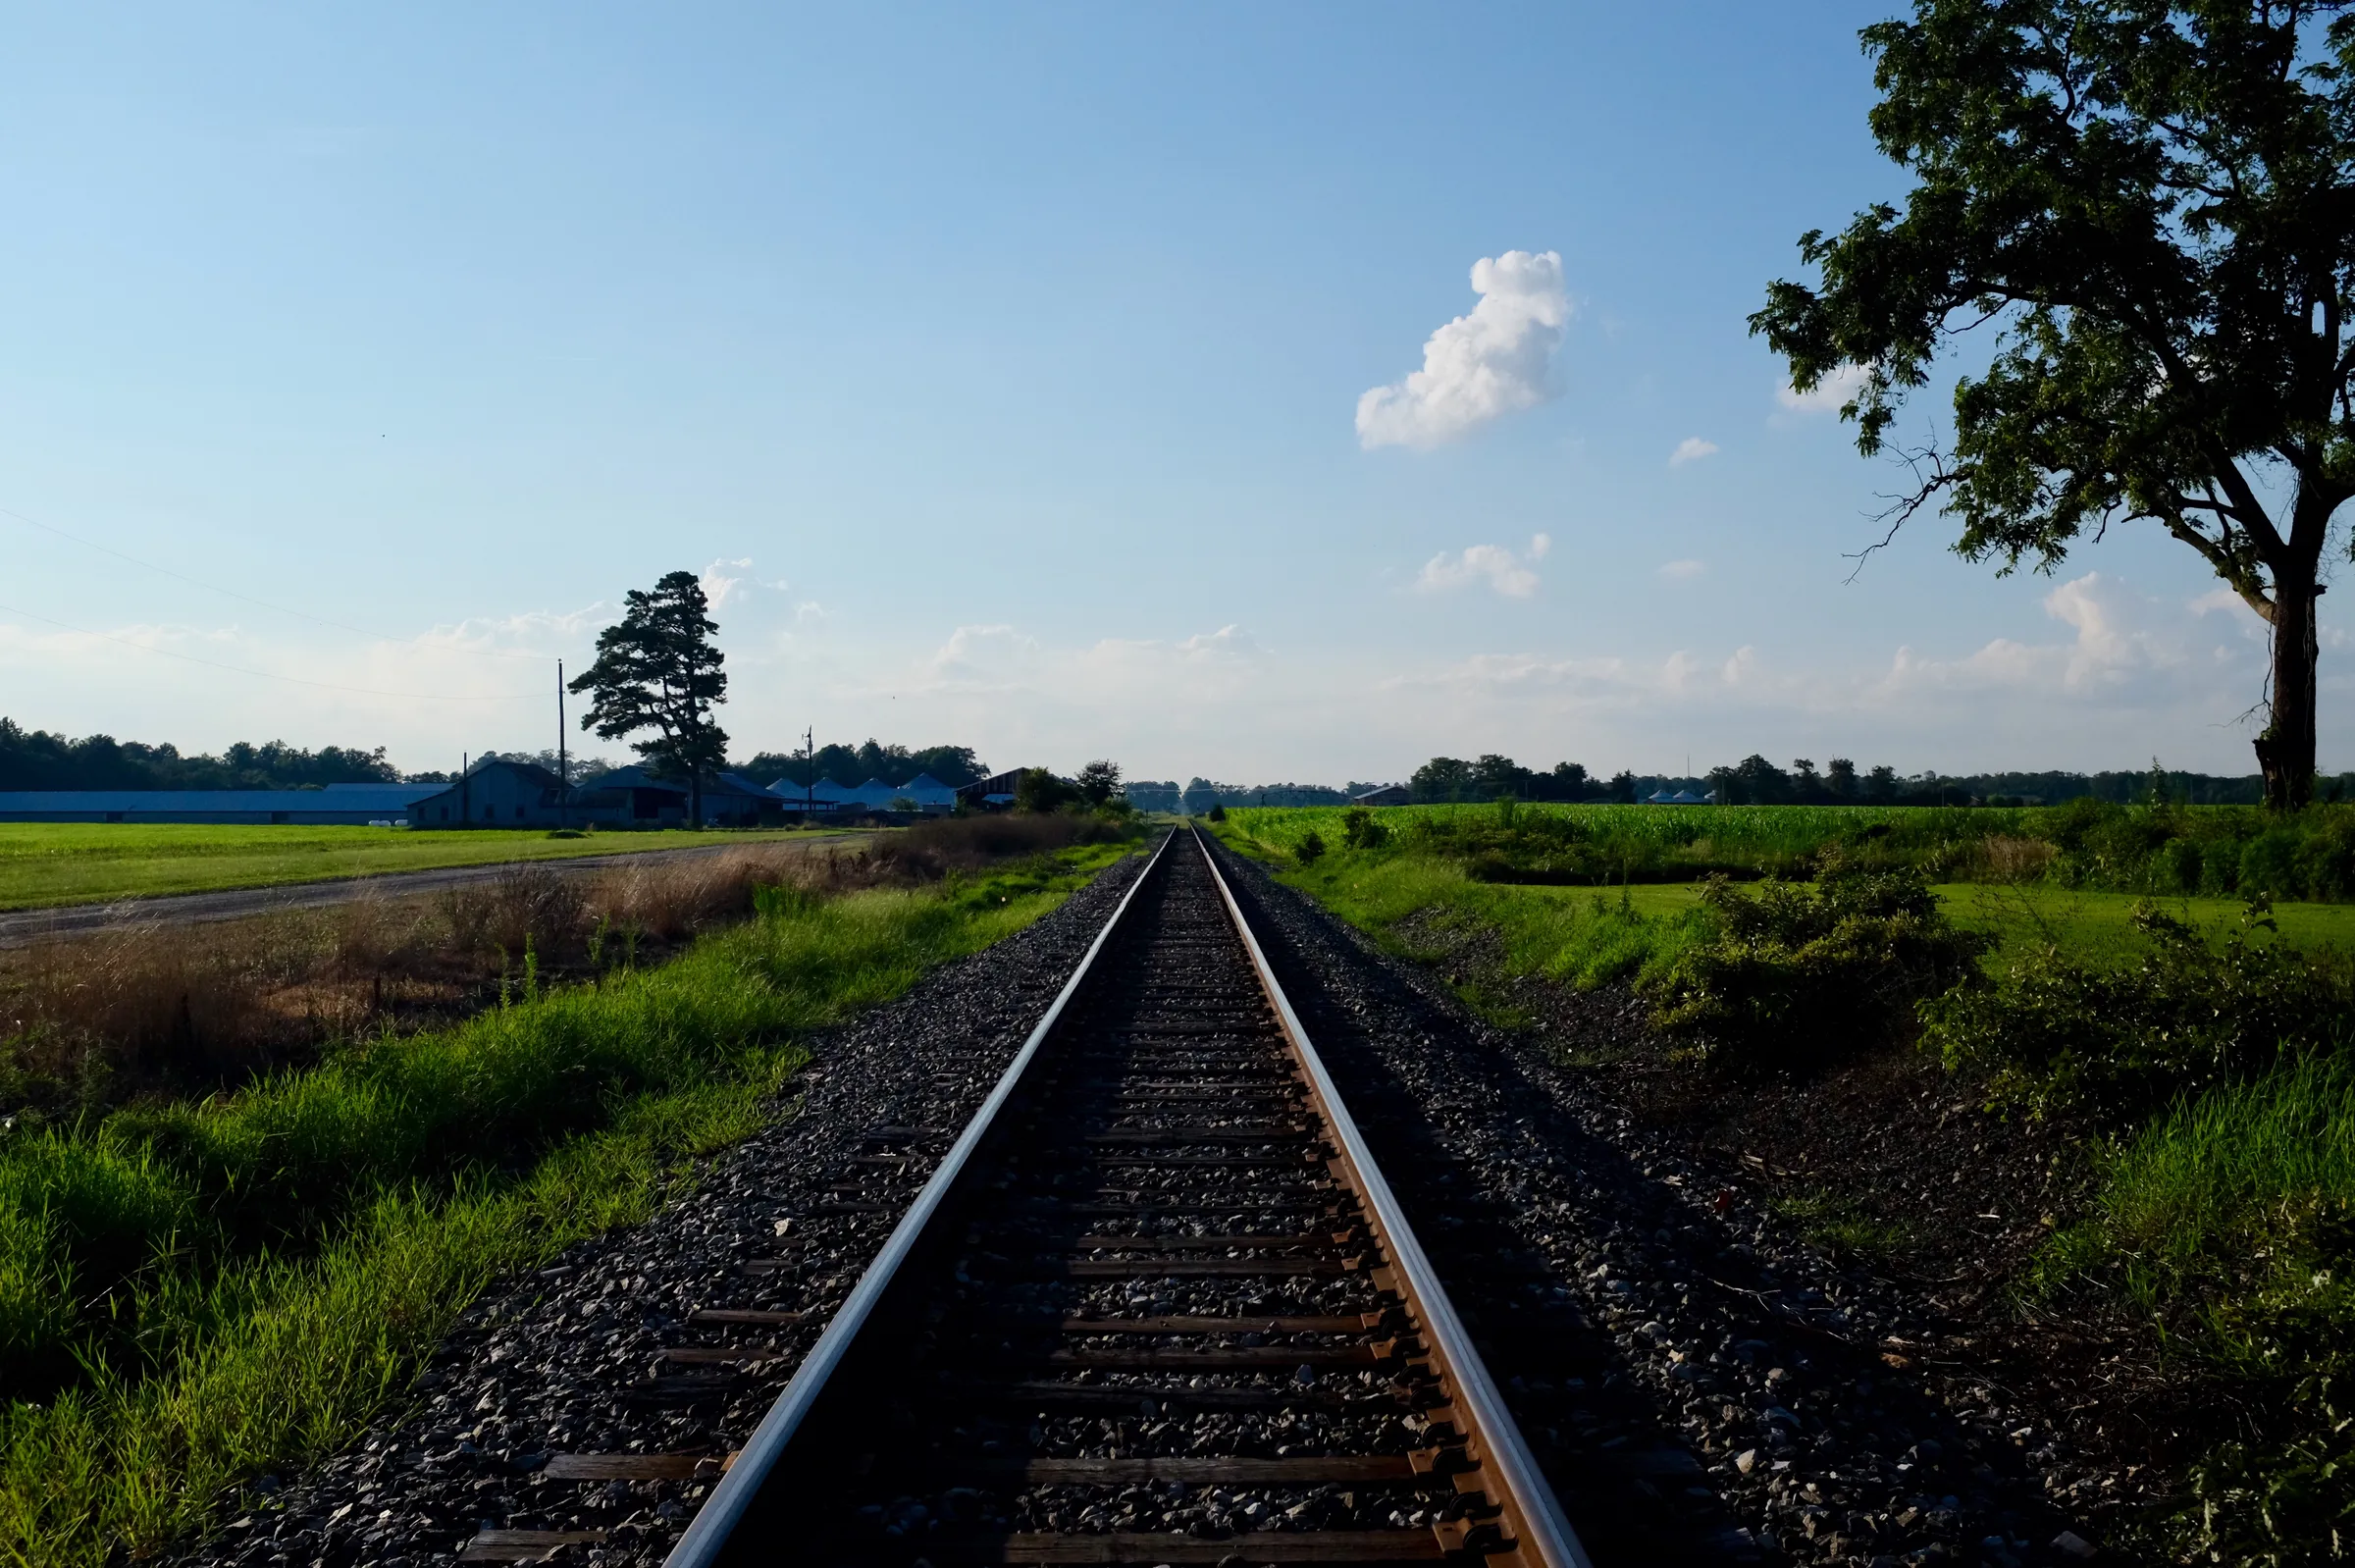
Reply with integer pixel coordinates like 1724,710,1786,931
167,836,2108,1568
0,839,864,947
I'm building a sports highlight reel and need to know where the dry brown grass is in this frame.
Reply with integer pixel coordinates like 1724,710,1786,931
1979,834,2060,884
0,825,1119,1119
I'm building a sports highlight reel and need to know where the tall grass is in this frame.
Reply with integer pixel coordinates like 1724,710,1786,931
2033,1058,2355,1563
2043,1056,2355,1367
0,843,882,1122
0,846,1128,1567
1228,799,2355,902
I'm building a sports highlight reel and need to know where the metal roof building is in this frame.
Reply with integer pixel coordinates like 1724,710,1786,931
0,782,442,824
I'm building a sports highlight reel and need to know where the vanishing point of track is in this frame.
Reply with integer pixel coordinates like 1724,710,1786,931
489,828,1594,1566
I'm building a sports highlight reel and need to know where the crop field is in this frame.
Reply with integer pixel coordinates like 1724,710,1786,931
0,823,841,910
1229,795,2355,903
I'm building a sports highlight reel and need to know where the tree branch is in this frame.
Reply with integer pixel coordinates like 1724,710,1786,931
1847,442,1959,584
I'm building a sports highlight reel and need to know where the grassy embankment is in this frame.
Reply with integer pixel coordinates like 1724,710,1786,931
0,823,849,911
1233,797,2355,901
0,837,1133,1567
1219,805,2355,1559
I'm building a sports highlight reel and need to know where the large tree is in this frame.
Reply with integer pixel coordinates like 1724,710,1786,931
569,571,730,826
1753,0,2355,808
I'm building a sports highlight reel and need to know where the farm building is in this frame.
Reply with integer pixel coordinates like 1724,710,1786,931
956,769,1027,809
762,773,959,817
405,761,787,828
762,777,863,816
0,782,441,824
1350,785,1412,807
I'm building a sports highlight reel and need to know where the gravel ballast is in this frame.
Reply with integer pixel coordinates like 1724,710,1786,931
173,832,2109,1568
172,849,1152,1568
1205,836,2107,1568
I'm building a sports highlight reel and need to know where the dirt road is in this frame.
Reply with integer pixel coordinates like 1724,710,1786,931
0,838,865,947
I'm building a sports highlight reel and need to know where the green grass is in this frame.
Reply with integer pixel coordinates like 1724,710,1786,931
2034,1057,2355,1562
1218,818,2355,1008
0,841,1131,1566
1229,797,2355,903
0,823,851,911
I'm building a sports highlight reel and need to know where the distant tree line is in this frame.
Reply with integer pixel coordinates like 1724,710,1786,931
747,740,986,790
1410,756,1605,804
0,719,403,792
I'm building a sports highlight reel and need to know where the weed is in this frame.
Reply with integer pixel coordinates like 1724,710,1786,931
1647,857,1986,1077
1770,1190,1907,1262
1920,899,2355,1122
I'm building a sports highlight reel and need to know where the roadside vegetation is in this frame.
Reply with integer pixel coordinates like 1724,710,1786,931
1218,802,2355,1560
1230,798,2355,903
0,842,847,1122
0,823,827,911
0,810,1143,1567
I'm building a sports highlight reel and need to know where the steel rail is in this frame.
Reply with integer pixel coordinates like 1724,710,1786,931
661,828,1177,1568
1192,825,1595,1568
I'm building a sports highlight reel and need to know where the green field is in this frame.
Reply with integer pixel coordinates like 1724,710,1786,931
1225,796,2355,904
0,823,850,910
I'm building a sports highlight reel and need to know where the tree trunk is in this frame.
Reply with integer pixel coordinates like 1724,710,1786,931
2256,566,2322,810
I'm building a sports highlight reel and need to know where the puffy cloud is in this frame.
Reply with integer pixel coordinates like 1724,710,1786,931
1668,437,1717,466
1417,534,1549,599
1356,251,1569,449
1776,360,1868,413
1658,559,1706,580
699,556,774,609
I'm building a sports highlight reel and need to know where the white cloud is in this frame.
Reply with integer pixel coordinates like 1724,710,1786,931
1356,250,1569,449
1668,437,1717,466
1658,559,1706,580
1869,572,2222,701
1776,361,1868,413
700,557,757,608
1417,534,1550,599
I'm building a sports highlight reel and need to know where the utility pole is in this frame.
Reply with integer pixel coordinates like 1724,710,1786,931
804,726,814,823
556,659,568,830
460,752,469,826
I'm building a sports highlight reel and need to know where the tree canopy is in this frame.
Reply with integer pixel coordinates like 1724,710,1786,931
0,721,401,791
568,571,730,825
1753,0,2355,808
749,741,985,789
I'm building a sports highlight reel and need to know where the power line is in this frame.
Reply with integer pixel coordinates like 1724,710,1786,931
0,499,556,660
0,600,546,703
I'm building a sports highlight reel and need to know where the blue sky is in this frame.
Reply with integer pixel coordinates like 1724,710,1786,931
0,3,2329,781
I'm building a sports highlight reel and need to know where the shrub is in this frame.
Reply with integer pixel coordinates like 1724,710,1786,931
1294,831,1327,866
1013,768,1080,812
1205,803,1227,822
1339,808,1389,851
1648,856,1987,1077
2238,830,2308,900
1919,899,2355,1122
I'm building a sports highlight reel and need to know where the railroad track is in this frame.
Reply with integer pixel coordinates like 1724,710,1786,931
475,827,1592,1567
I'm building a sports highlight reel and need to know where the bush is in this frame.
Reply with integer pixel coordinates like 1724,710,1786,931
1294,831,1327,866
1919,899,2355,1122
1013,768,1080,812
1648,856,1987,1077
1339,808,1389,851
1205,803,1227,822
